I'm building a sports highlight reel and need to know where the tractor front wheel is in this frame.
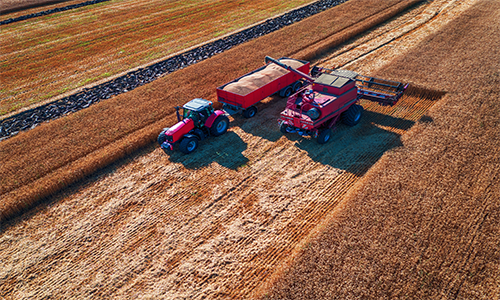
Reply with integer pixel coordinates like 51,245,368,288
157,127,170,145
317,129,332,144
179,137,199,154
210,115,229,136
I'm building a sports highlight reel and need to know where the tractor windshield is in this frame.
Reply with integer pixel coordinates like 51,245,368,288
182,109,195,120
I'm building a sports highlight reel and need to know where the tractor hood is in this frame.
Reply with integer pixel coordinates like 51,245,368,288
166,118,195,143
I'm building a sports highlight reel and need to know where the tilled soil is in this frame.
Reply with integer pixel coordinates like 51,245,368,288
0,0,489,299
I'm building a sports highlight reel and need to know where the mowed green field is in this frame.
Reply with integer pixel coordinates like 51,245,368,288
0,0,316,116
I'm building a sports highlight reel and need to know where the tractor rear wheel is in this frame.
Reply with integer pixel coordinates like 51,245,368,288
317,128,332,144
210,115,229,136
342,104,363,126
179,136,198,154
157,127,170,145
243,106,257,118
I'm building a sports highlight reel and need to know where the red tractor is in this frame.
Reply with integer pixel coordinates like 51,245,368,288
265,56,408,144
157,98,229,154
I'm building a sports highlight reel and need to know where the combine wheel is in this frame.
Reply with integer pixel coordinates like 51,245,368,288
317,128,332,144
342,104,363,126
157,127,170,145
179,136,198,154
279,86,293,98
210,115,230,136
243,106,258,118
279,121,289,134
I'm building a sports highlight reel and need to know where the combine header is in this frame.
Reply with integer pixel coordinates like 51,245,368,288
265,56,408,144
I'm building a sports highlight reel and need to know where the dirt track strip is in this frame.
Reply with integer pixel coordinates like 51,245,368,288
0,87,443,298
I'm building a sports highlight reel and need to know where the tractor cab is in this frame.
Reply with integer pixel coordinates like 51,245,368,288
181,98,214,127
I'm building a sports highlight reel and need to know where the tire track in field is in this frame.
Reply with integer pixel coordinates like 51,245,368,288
315,0,477,73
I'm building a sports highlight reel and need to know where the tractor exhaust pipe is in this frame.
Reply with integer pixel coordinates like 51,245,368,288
265,56,316,83
175,106,181,122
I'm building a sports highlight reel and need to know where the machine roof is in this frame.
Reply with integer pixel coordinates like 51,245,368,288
329,69,359,79
183,98,212,111
314,73,352,88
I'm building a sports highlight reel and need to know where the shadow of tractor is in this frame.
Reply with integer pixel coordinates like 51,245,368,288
167,130,249,170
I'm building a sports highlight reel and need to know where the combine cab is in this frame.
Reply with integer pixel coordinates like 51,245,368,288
157,98,229,154
265,56,408,144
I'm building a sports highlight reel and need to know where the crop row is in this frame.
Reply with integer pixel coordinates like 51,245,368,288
0,0,347,141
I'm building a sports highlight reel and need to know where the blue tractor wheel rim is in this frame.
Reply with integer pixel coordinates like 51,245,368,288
187,140,197,152
217,120,227,133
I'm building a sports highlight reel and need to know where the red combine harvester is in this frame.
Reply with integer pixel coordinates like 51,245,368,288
216,57,310,118
157,98,229,154
265,56,409,144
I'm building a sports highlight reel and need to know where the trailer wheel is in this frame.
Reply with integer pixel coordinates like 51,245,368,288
210,115,229,136
342,104,363,126
292,81,303,92
243,106,257,118
279,86,293,98
317,129,332,144
157,128,170,145
179,136,198,154
279,121,289,134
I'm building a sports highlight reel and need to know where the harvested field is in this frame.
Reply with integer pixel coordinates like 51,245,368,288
0,0,417,221
2,0,498,299
0,85,443,298
0,0,319,116
263,0,500,299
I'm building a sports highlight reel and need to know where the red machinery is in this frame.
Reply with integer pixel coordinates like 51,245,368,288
216,57,310,118
157,98,229,154
265,56,409,144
